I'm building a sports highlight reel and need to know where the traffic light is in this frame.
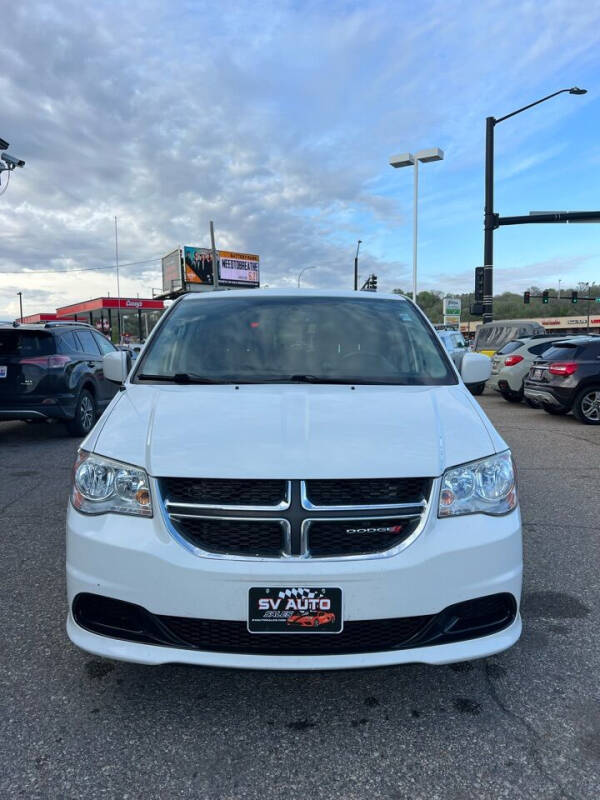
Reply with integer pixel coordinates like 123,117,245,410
572,291,578,304
542,290,549,304
370,274,377,291
474,267,484,303
524,291,530,304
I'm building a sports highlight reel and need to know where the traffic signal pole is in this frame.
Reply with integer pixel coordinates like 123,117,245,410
483,117,495,325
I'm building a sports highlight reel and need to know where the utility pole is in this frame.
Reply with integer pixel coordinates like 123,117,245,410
209,221,219,291
354,240,362,291
17,291,23,322
115,216,121,342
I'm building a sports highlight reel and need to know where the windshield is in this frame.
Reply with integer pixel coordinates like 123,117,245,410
136,295,457,385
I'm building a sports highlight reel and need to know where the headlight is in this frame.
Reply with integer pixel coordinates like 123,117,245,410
438,451,516,517
71,450,152,517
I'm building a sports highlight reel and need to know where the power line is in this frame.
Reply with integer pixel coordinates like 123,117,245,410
0,256,162,276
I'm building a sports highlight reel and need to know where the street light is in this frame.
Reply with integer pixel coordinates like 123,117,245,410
353,240,362,291
482,87,586,323
297,266,317,287
17,291,23,323
389,147,444,302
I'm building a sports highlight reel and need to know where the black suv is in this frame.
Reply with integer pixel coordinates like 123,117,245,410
0,322,121,436
524,336,600,424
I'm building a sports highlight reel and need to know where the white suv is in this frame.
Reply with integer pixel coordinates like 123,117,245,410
66,290,522,670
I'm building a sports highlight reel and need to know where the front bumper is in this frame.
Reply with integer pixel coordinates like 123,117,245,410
66,499,523,669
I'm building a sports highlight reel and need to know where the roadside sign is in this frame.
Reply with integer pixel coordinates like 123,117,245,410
443,314,461,326
443,297,461,316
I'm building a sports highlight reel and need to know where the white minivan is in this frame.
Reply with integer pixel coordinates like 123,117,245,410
66,290,522,670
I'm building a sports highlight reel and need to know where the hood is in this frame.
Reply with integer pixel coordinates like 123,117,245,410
91,383,505,479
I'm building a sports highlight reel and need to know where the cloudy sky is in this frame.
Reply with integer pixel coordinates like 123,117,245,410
1,0,599,319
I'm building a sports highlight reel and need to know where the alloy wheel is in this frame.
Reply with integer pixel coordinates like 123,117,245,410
581,391,600,421
80,395,94,431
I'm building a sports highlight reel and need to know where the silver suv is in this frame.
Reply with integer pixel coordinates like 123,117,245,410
488,335,569,403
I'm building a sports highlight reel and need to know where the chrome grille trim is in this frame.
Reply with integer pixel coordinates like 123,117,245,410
156,478,437,562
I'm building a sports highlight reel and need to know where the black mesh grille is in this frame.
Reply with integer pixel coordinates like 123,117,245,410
305,478,430,507
307,516,419,557
161,478,287,506
170,517,285,557
160,615,432,655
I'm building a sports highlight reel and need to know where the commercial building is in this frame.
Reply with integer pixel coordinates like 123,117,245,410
20,297,165,342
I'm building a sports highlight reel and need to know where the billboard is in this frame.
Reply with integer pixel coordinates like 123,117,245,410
182,246,260,288
218,251,260,286
161,249,183,293
184,247,215,286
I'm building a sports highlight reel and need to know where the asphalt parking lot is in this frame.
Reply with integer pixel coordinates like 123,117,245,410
1,393,599,800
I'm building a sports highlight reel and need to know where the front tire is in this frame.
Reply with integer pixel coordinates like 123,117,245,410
66,389,96,437
573,386,600,425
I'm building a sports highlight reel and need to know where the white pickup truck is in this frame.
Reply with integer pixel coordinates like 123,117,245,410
66,289,522,670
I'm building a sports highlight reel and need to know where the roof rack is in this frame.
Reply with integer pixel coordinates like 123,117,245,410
43,321,96,330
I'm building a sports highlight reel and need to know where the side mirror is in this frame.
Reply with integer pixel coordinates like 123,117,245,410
461,352,491,385
104,350,130,384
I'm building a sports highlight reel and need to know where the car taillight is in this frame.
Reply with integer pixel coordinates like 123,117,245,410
504,355,524,367
549,362,578,376
48,355,71,367
18,355,70,368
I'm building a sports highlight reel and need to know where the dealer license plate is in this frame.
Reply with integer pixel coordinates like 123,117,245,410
248,587,342,634
532,368,543,380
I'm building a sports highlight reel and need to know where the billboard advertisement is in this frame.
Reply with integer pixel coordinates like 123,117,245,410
161,249,183,293
182,247,260,288
218,251,260,286
184,247,215,286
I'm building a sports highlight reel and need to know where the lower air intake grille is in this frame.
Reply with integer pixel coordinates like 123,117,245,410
305,478,431,507
161,615,432,655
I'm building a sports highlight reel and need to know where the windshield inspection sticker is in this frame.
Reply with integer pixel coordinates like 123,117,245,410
248,587,342,634
0,366,7,378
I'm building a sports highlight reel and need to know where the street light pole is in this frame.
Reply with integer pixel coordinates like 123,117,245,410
482,87,586,324
353,240,362,291
389,147,444,302
17,291,23,323
297,266,316,287
558,279,562,300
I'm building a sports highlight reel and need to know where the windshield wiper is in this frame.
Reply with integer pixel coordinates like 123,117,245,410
137,373,221,384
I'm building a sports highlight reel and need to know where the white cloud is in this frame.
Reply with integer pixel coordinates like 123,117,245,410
1,0,600,315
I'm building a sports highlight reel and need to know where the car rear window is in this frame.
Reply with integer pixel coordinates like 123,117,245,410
538,344,581,361
0,330,55,357
496,340,524,355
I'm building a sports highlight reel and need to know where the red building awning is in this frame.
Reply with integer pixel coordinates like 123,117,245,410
56,297,164,317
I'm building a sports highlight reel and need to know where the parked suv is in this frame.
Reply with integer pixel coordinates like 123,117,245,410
488,335,569,403
0,322,121,436
524,336,600,424
66,290,521,670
